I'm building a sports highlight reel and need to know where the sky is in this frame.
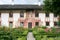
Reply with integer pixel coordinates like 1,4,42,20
0,0,44,5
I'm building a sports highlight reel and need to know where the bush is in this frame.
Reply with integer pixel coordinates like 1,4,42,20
33,26,60,40
40,26,47,29
36,36,41,40
48,38,54,40
17,37,26,40
22,31,28,36
0,27,28,40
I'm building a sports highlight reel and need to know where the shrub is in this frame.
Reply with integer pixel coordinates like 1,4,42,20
17,37,26,40
48,38,54,40
22,31,28,36
40,26,47,29
35,35,41,40
0,27,28,40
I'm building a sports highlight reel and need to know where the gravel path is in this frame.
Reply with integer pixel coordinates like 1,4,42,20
27,32,35,40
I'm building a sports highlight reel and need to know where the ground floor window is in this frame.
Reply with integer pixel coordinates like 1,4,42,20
0,22,1,26
54,22,58,26
9,22,13,27
35,22,39,26
20,22,24,27
46,22,49,26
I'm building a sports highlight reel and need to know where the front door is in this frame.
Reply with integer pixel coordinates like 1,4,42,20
28,22,32,28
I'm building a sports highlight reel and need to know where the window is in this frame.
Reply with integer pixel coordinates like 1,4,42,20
54,22,57,26
46,22,49,26
46,13,49,17
20,12,24,17
35,22,39,26
9,12,13,17
54,14,57,17
0,22,1,26
35,12,39,17
0,12,1,17
9,22,13,27
20,22,24,27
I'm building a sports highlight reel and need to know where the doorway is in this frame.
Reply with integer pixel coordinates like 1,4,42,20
28,22,32,28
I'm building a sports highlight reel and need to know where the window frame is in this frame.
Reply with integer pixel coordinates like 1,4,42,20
0,22,1,26
35,12,39,17
54,22,58,26
46,22,49,26
20,22,24,27
0,12,1,17
9,22,13,27
9,12,13,17
46,13,49,17
20,11,24,17
35,22,39,26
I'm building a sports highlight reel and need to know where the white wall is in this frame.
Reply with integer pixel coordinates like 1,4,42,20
50,13,54,27
1,13,9,27
13,13,20,28
39,13,45,26
1,12,58,28
39,13,55,27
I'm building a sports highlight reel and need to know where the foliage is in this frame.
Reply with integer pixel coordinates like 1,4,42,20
17,37,26,40
32,26,60,40
0,27,28,40
44,0,60,26
44,0,60,15
57,21,60,26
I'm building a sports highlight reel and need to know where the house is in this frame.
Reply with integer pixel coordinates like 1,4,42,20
0,5,58,28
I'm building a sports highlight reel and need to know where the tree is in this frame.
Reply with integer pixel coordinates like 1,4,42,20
44,0,60,26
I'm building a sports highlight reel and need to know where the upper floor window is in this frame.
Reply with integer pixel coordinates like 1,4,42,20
54,22,58,26
9,12,13,17
0,13,1,17
20,22,24,27
35,12,39,17
54,14,57,17
35,22,39,26
46,22,49,26
20,11,24,17
46,13,49,17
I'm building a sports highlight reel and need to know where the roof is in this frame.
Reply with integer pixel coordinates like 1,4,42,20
0,5,43,10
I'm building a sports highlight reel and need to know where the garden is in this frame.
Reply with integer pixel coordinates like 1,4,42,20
0,26,28,40
32,26,60,40
0,26,60,40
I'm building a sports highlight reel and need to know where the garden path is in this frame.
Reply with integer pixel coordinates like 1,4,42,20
27,32,35,40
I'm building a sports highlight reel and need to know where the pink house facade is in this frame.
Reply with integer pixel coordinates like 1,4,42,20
0,5,58,28
18,11,41,28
